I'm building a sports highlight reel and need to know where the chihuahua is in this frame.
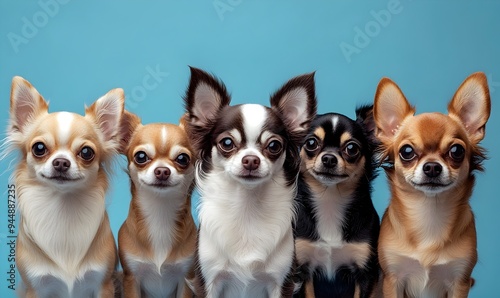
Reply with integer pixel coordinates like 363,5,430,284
374,72,490,297
118,112,197,298
8,77,125,297
183,67,317,297
294,107,380,298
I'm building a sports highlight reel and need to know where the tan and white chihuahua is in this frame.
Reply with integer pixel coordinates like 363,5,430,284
118,112,197,298
8,77,125,297
374,72,491,297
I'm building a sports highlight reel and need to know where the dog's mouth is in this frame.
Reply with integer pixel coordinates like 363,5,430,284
142,180,178,189
149,183,171,188
411,181,453,192
312,170,348,180
41,174,81,183
237,173,265,180
235,170,267,183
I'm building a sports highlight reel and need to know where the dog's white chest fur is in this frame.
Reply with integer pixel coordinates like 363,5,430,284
138,191,184,270
18,185,106,293
197,171,295,297
125,191,191,297
313,189,347,246
303,187,371,279
390,254,471,297
126,254,193,297
26,263,107,298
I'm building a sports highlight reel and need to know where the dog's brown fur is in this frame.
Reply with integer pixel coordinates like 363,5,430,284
374,73,490,297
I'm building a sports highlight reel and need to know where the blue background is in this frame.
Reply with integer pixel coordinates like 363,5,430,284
1,1,499,296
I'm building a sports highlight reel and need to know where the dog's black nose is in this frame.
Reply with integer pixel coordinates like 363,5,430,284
52,158,71,172
423,162,442,178
321,154,337,168
155,167,171,181
242,155,260,171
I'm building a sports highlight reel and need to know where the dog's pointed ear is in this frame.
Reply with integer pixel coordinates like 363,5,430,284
448,72,491,144
85,88,125,146
184,67,230,128
373,78,415,142
178,113,189,131
356,104,376,136
118,110,141,154
9,76,49,134
270,72,317,142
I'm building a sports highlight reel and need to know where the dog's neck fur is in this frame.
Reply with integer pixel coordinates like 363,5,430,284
304,172,356,244
16,164,107,275
198,168,296,259
387,172,475,249
128,182,191,270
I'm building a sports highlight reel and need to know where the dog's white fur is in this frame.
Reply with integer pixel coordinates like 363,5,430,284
9,76,121,297
197,106,296,297
185,68,316,297
118,119,197,298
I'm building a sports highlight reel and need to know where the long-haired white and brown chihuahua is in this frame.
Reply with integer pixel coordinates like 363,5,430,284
118,111,197,298
374,72,491,297
7,77,126,297
183,67,317,297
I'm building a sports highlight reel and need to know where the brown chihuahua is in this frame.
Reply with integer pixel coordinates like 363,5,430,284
118,112,197,298
374,72,490,297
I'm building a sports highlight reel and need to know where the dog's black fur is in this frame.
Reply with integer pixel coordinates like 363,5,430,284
293,106,380,298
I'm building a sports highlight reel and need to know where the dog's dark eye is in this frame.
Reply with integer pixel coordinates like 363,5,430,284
449,144,465,161
343,142,360,158
32,142,48,157
267,140,283,155
134,151,150,164
304,138,319,151
399,145,416,162
79,146,95,161
219,137,235,152
175,153,191,168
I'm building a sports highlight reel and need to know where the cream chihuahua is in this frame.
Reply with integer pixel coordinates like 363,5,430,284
8,77,126,297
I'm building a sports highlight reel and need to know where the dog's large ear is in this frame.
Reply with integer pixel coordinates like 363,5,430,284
184,67,230,128
183,67,230,151
356,104,376,136
373,78,415,143
9,76,49,134
118,110,141,154
448,72,491,144
178,113,189,131
270,72,317,143
85,88,125,151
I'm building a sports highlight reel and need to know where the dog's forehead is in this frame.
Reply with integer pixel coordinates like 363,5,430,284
310,113,360,147
131,123,191,156
33,112,96,145
214,104,284,144
401,113,467,143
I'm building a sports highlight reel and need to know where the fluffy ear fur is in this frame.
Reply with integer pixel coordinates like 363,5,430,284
178,113,189,130
270,72,317,144
373,78,415,143
183,67,231,152
9,76,49,135
356,104,380,152
85,88,125,151
356,104,376,138
118,110,141,154
448,72,491,144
